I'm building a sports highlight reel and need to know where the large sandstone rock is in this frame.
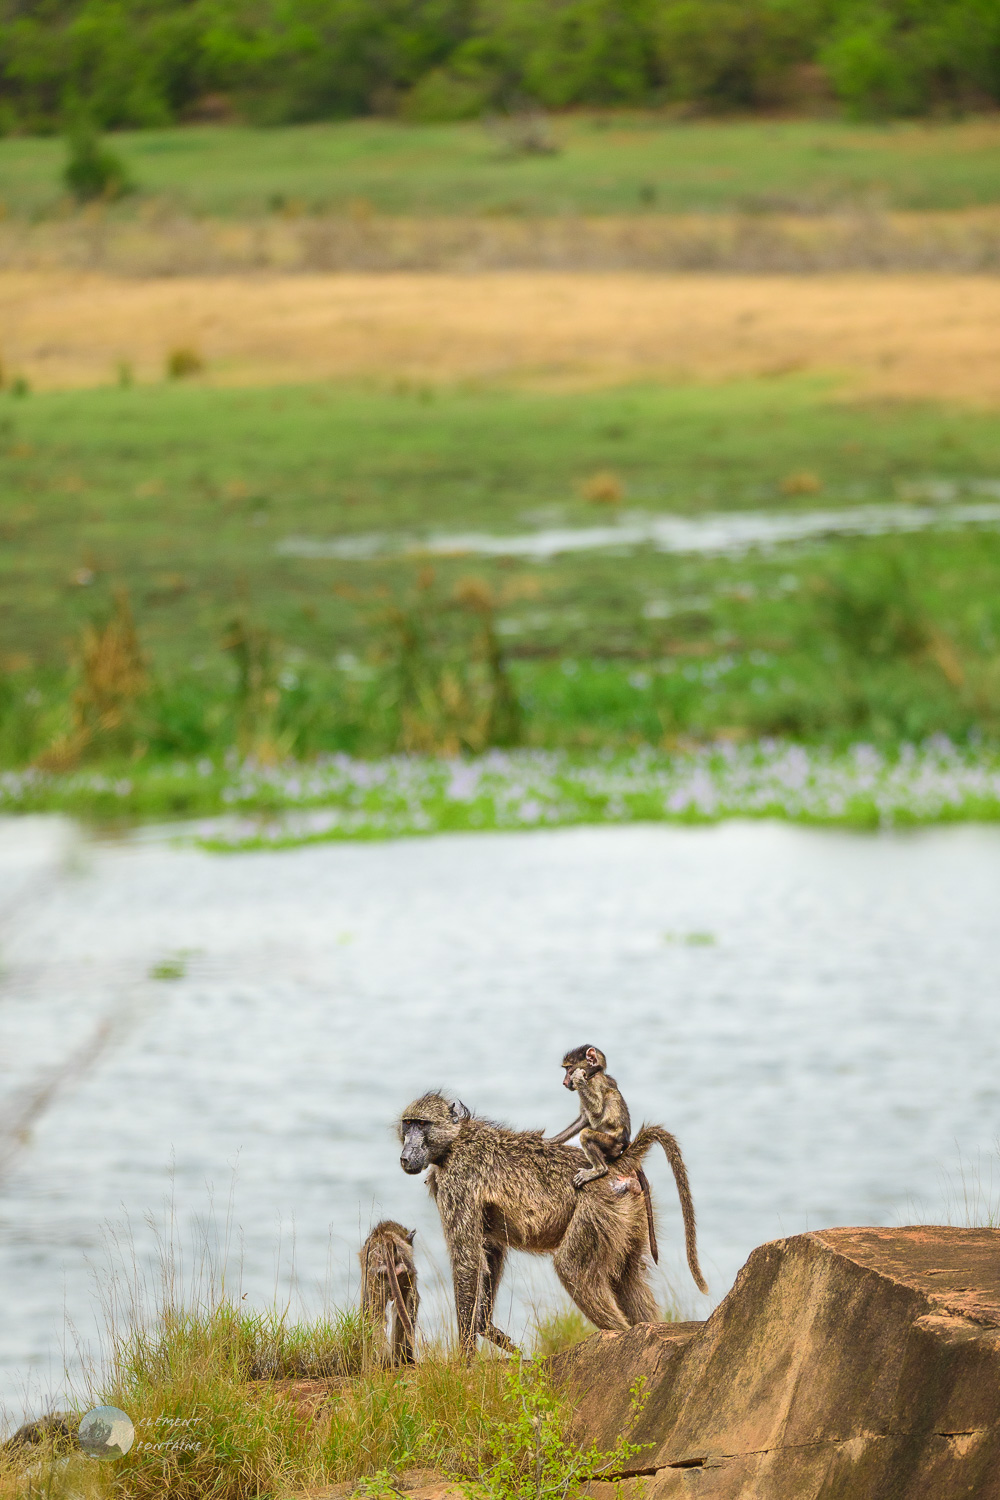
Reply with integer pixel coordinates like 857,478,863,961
551,1227,1000,1500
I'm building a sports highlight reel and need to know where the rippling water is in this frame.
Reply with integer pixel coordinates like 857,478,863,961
2,815,999,1430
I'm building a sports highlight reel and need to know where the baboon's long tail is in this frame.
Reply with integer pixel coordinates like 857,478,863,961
627,1125,708,1295
635,1167,659,1265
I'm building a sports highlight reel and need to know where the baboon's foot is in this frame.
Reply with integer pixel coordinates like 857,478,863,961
483,1323,521,1355
573,1167,607,1188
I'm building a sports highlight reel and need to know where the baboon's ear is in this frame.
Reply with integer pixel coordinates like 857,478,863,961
450,1099,471,1122
586,1047,600,1064
406,1228,416,1244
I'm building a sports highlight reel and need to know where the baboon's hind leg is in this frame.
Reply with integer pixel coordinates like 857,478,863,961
552,1218,630,1332
610,1241,658,1326
573,1129,613,1189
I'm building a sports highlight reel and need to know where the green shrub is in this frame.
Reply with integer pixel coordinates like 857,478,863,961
63,122,134,202
822,0,1000,118
817,553,931,660
165,347,204,380
655,0,820,109
403,66,492,120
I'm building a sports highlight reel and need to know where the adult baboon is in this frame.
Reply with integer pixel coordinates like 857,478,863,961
397,1092,706,1354
360,1219,419,1366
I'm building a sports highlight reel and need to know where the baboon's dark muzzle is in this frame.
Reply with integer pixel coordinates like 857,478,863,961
400,1127,429,1173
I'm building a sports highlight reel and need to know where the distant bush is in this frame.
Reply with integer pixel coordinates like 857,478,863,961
404,65,493,121
63,122,134,201
0,0,997,142
165,346,204,379
822,0,1000,119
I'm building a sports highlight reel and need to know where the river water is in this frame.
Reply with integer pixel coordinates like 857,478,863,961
1,815,999,1430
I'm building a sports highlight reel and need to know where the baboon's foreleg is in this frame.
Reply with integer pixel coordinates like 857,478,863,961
451,1241,490,1355
478,1243,521,1355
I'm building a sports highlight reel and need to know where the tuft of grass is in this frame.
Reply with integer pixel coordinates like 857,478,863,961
388,574,522,756
816,551,932,661
929,1146,1000,1229
221,615,290,763
780,470,822,496
36,589,148,771
580,471,624,505
532,1306,595,1357
165,348,205,380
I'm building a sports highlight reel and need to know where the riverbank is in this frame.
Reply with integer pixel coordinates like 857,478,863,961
2,740,999,844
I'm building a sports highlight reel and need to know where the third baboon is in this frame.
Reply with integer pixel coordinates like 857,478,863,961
549,1043,661,1263
360,1219,419,1366
398,1092,707,1355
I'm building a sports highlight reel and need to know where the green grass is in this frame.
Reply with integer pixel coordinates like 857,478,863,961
2,374,1000,779
6,114,1000,219
4,373,1000,674
0,1296,632,1500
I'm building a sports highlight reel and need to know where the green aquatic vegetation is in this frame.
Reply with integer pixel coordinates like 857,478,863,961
149,952,190,980
3,739,1000,838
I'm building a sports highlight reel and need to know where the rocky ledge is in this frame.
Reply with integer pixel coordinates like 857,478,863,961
550,1226,1000,1500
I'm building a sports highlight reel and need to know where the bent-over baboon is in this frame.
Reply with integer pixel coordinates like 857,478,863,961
549,1043,662,1264
360,1219,419,1366
398,1092,707,1354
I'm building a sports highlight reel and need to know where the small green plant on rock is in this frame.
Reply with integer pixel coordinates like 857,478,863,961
453,1356,648,1500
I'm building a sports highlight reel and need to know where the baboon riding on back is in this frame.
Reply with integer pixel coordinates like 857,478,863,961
397,1090,706,1354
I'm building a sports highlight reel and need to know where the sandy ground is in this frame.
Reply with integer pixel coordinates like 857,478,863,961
3,270,1000,402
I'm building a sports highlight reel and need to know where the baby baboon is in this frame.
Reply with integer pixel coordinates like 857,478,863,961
360,1219,419,1366
398,1091,706,1355
551,1044,632,1184
550,1043,661,1263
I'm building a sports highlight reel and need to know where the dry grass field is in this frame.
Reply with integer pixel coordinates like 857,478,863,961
3,269,1000,402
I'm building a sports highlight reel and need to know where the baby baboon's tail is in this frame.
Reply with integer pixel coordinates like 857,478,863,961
626,1125,708,1295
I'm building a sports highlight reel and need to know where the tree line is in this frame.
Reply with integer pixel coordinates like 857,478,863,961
0,0,997,135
